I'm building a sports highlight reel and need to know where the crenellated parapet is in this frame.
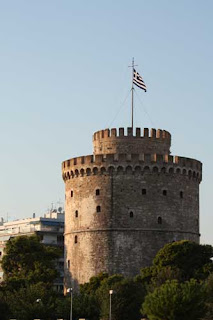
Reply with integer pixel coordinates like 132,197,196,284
62,153,202,182
93,127,171,140
93,127,171,155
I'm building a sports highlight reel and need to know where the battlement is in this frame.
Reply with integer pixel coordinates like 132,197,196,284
62,153,202,182
93,127,171,140
93,127,171,155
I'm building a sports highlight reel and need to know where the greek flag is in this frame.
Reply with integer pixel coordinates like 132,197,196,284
133,69,147,92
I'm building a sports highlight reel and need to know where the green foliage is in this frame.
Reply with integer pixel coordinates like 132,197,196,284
55,292,100,320
0,291,10,320
1,235,61,289
139,265,182,292
80,272,109,295
142,279,206,320
139,240,213,292
80,273,146,320
73,292,100,320
202,273,213,319
97,274,145,320
1,238,212,320
4,282,58,320
153,240,213,281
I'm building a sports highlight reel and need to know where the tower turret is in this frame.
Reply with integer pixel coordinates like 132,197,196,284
93,127,171,155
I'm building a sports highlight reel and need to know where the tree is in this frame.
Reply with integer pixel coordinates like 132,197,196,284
0,291,10,320
1,235,61,289
139,241,213,290
202,273,213,319
55,292,100,320
80,272,109,295
153,240,213,281
97,274,145,320
80,273,146,320
142,279,206,320
73,292,100,320
5,282,59,320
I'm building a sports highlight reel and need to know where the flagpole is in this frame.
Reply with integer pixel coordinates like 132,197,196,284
129,58,138,130
129,59,147,130
131,58,134,130
132,58,134,133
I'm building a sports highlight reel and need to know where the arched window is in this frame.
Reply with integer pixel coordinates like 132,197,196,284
96,206,101,213
180,191,183,199
158,217,162,224
129,211,134,218
101,167,106,175
108,166,114,174
75,210,78,218
153,166,158,173
93,167,98,175
117,166,124,174
71,190,73,197
86,168,91,176
161,167,166,173
74,235,78,244
163,190,167,196
96,189,100,196
143,166,150,173
169,167,174,174
126,166,133,174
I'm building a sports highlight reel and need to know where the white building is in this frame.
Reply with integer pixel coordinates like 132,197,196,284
0,209,64,292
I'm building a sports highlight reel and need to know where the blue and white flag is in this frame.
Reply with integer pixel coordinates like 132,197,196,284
133,69,147,92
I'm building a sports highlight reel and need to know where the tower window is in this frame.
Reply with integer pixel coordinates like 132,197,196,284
75,210,78,218
142,189,146,195
180,191,183,198
163,190,167,196
129,211,134,218
96,189,100,196
158,217,162,224
68,260,70,269
96,206,101,213
74,235,78,244
71,190,73,197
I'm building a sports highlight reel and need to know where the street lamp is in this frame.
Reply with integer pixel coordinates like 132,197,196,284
67,287,73,320
35,298,42,320
109,289,113,320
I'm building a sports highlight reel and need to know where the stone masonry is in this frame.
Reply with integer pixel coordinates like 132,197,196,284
62,127,202,290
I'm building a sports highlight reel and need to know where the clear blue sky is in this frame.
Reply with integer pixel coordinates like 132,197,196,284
0,1,213,244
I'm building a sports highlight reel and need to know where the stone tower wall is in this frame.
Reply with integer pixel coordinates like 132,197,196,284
62,133,202,289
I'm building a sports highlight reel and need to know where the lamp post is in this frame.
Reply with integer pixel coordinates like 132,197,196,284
109,289,113,320
67,288,73,320
35,298,42,320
